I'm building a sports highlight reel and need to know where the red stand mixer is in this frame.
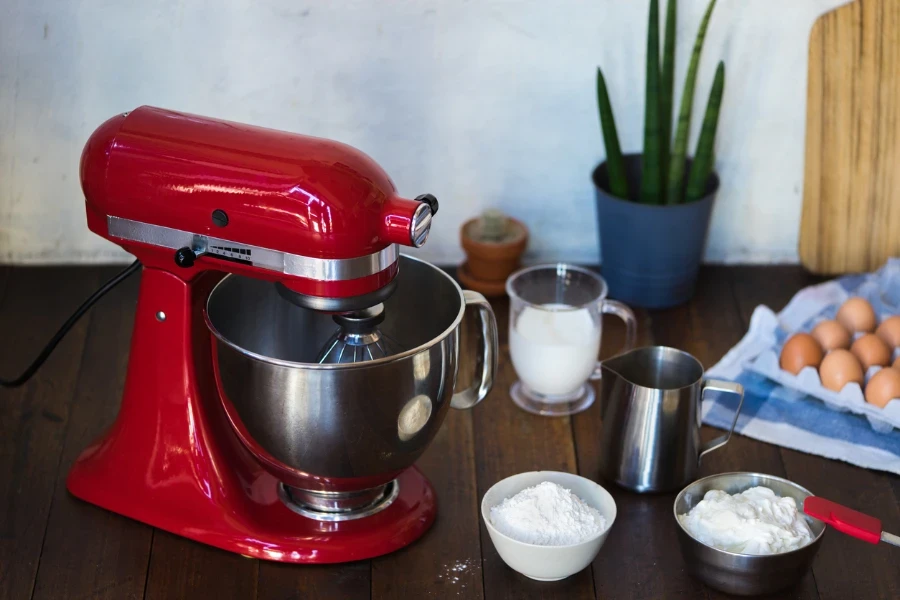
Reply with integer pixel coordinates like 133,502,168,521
67,106,498,563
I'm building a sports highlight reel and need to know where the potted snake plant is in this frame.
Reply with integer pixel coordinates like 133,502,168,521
594,0,724,308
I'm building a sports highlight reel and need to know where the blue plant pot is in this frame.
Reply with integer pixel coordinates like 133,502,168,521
593,154,718,309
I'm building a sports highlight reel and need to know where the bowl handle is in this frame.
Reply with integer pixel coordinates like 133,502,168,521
451,291,499,409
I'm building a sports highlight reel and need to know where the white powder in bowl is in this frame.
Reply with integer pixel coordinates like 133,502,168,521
489,481,607,546
677,486,814,555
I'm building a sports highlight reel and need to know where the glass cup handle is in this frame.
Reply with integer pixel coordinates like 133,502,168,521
590,300,637,380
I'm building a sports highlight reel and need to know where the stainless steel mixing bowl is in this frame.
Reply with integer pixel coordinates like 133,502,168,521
205,255,498,496
673,472,825,596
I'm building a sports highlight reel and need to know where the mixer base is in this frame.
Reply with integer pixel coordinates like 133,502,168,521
65,268,437,563
68,463,436,564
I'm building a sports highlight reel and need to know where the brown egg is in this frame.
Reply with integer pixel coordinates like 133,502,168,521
819,349,865,392
864,367,900,408
875,315,900,348
811,319,852,351
780,333,824,375
850,333,892,370
836,297,877,333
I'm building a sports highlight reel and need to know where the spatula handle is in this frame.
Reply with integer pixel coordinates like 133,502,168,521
803,496,882,545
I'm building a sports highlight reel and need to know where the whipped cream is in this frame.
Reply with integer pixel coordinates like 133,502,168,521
677,486,814,555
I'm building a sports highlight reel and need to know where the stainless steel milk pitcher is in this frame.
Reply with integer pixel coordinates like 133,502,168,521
597,346,744,493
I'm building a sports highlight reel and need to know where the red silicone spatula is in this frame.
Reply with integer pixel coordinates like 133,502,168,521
804,497,900,547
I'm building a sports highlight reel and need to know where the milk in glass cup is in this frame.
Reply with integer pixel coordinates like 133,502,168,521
506,264,636,416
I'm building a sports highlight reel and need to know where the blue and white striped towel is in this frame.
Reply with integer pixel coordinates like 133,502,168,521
703,260,900,475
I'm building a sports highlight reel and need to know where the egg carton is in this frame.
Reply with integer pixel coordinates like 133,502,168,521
748,342,900,434
719,260,900,434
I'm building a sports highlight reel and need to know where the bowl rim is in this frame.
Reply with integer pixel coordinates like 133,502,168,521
673,471,826,558
204,254,468,371
481,470,617,549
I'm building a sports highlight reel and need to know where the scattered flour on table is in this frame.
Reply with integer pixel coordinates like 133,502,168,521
489,481,607,546
434,558,474,596
436,558,473,584
677,486,814,555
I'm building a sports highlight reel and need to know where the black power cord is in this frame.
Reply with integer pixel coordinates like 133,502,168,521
0,259,142,388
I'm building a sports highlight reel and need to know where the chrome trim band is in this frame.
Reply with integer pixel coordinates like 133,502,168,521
107,216,398,282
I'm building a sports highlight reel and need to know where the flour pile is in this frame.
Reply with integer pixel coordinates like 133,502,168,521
489,481,607,546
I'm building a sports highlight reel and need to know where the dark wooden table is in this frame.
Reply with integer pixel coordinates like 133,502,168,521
0,265,898,600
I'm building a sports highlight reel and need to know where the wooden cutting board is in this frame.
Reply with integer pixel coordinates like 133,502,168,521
800,0,900,275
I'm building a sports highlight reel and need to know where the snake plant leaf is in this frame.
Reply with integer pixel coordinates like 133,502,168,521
641,0,663,204
667,0,717,204
660,0,677,202
686,61,725,202
596,68,629,199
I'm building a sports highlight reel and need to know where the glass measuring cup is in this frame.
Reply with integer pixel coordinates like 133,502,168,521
505,264,636,416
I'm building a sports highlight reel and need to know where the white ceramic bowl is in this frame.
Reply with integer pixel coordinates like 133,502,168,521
481,470,617,581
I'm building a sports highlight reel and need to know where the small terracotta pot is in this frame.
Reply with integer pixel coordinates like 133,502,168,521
460,217,529,282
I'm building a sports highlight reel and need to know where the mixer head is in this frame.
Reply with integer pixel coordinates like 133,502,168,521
315,304,405,364
80,106,439,315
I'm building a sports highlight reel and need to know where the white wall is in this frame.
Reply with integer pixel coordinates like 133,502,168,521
0,0,847,265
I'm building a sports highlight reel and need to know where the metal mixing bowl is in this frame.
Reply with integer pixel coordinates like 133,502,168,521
673,472,826,596
204,255,497,495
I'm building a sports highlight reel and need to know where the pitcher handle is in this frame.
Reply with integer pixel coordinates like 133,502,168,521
698,379,744,463
589,299,637,380
451,290,499,409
